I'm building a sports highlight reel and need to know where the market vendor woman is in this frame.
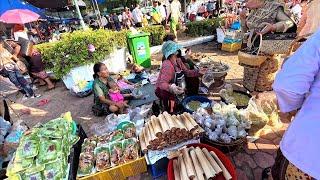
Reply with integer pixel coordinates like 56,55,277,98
92,62,131,116
155,41,206,113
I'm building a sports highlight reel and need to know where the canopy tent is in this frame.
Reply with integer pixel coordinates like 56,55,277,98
0,0,44,17
24,0,71,9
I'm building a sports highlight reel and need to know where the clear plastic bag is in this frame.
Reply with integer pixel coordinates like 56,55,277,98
227,126,238,139
220,133,232,143
0,117,11,136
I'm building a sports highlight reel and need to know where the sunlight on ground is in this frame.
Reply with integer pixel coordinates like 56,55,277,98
10,103,48,117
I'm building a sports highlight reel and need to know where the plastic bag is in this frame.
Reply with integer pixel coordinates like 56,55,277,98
220,133,232,143
43,159,63,180
227,126,238,139
78,152,95,176
0,117,11,136
245,97,269,136
110,141,124,166
94,146,111,171
123,138,139,162
37,140,61,164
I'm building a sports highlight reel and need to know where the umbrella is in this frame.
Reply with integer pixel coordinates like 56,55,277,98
0,9,40,24
24,0,70,9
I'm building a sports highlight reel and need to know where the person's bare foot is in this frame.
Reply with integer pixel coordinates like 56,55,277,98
47,84,55,90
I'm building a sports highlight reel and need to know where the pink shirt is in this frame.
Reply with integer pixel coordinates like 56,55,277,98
273,29,320,178
109,91,124,103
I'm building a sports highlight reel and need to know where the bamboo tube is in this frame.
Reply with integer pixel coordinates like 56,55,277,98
153,116,163,137
210,151,232,180
173,159,180,180
190,149,205,180
139,131,147,153
184,113,199,128
143,127,151,149
194,147,216,179
158,114,170,134
182,148,196,179
172,115,187,130
178,154,189,180
179,114,195,132
163,111,177,131
202,148,222,174
146,123,155,145
147,121,156,143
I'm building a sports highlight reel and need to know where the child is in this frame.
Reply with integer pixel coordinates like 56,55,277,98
116,74,135,91
108,81,129,113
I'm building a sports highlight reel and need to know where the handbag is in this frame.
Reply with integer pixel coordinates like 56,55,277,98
238,32,267,67
259,33,296,55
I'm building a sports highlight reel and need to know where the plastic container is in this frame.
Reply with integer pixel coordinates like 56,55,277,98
149,157,169,178
221,42,242,52
220,90,252,109
167,143,237,180
182,96,212,113
127,32,151,68
78,157,147,180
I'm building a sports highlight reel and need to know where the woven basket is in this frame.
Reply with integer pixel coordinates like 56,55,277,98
243,65,260,92
254,55,281,92
238,33,267,66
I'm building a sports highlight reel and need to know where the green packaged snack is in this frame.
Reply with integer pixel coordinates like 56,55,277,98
38,126,64,139
43,159,63,180
123,138,139,162
69,134,80,146
123,123,136,139
77,152,95,177
109,130,124,142
37,140,61,164
22,164,45,180
81,141,96,153
97,133,111,146
83,136,97,147
16,139,39,159
22,171,43,180
110,141,124,166
6,156,33,176
94,146,111,171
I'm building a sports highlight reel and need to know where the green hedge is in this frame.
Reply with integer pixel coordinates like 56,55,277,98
35,25,166,78
186,18,224,37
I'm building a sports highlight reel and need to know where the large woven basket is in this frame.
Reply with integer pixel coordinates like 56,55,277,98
238,51,267,66
243,65,260,92
238,33,267,66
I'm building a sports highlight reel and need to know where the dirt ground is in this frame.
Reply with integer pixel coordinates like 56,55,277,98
3,42,240,136
1,41,282,180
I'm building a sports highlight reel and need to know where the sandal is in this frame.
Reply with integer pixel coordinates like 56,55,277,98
262,167,272,180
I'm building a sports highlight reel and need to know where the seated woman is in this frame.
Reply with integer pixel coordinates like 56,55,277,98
155,41,206,113
0,39,39,98
92,62,131,116
25,47,55,90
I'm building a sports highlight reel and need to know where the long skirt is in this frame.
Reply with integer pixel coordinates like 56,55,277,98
272,149,313,180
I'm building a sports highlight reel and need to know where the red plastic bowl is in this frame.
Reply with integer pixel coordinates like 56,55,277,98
167,143,237,180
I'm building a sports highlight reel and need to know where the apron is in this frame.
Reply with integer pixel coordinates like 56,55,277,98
172,61,186,102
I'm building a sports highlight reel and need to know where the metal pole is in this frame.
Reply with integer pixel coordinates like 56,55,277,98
94,0,103,28
73,0,87,29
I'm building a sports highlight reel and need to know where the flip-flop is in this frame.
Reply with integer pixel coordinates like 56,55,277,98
37,99,50,106
262,167,272,180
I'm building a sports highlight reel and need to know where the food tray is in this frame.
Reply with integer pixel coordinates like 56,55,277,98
167,143,237,180
78,157,147,180
181,96,212,113
201,136,246,153
221,42,242,52
220,90,252,109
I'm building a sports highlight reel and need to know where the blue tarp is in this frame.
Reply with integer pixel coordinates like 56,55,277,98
0,0,44,17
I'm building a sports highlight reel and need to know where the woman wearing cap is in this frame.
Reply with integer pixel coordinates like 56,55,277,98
155,41,206,113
